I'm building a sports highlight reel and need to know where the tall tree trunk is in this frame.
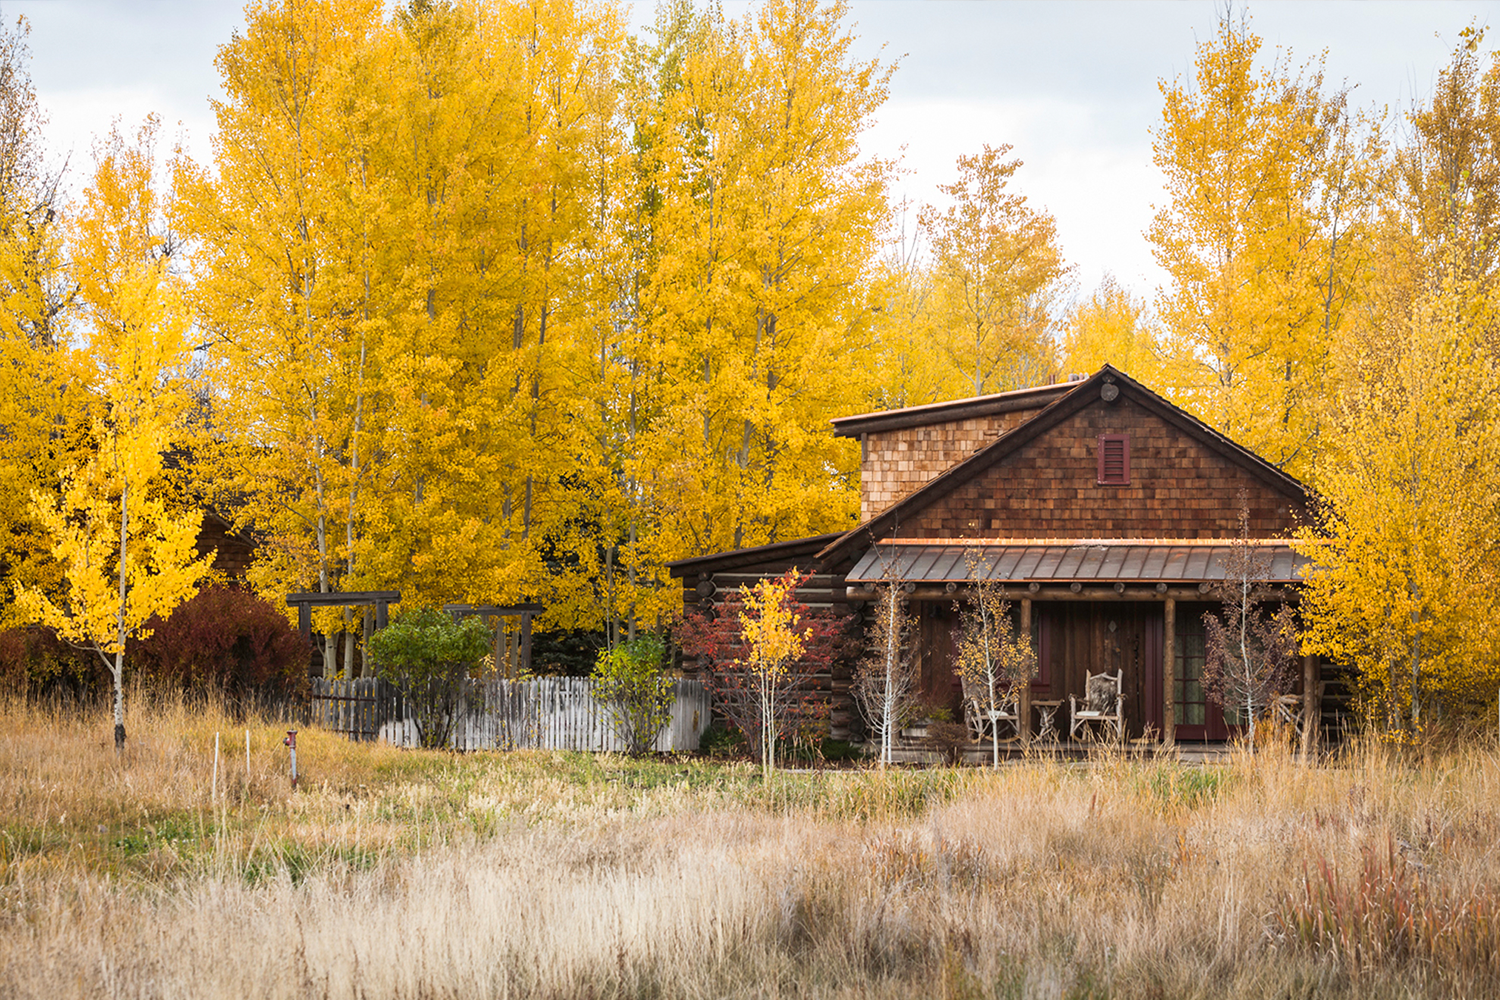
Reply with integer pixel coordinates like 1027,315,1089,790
113,473,129,752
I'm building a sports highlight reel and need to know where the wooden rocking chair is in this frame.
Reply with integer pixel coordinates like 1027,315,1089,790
962,673,1021,745
1069,670,1125,742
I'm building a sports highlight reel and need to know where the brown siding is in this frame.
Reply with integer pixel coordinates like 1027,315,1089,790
906,396,1304,539
196,514,255,579
860,408,1041,520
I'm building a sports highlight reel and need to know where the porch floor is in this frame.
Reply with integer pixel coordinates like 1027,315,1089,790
884,740,1239,766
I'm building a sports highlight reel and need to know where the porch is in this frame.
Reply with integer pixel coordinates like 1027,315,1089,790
845,539,1321,749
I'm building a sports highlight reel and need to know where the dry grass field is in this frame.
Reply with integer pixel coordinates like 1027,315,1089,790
4,692,1500,999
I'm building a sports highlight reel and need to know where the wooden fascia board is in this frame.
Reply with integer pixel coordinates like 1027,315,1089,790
665,532,845,578
830,388,1069,438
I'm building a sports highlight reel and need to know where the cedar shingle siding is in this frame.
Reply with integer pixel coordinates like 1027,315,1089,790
905,397,1303,539
857,409,1040,520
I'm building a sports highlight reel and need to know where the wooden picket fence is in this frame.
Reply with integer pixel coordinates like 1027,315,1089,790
310,676,712,752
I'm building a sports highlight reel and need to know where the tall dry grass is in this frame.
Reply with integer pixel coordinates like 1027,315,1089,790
5,693,1500,998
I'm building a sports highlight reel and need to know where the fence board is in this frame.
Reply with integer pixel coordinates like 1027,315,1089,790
310,676,711,752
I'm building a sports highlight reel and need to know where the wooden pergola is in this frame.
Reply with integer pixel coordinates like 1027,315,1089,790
286,590,402,638
443,603,546,678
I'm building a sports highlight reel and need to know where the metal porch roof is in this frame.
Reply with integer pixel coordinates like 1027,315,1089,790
846,540,1308,585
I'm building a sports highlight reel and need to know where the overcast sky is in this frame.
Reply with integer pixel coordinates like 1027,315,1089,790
11,0,1500,302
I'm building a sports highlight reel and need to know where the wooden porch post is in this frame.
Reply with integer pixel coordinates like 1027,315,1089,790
1020,598,1033,744
1163,598,1176,747
1301,653,1318,761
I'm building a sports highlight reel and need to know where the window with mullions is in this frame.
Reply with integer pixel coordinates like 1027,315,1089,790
1174,613,1207,726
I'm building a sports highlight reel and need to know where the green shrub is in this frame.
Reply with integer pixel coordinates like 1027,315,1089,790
367,608,491,748
697,723,745,758
592,634,674,756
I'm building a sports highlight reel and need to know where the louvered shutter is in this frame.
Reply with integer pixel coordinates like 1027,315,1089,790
1097,434,1129,484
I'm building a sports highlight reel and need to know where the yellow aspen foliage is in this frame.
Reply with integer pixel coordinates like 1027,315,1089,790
919,145,1067,396
357,0,624,619
1061,275,1157,383
16,120,211,749
1298,267,1500,733
1149,9,1376,481
1375,26,1500,359
183,0,387,675
0,17,88,623
858,207,963,411
186,0,630,661
610,0,890,590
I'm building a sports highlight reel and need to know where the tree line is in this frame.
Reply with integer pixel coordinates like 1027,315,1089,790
0,2,1495,735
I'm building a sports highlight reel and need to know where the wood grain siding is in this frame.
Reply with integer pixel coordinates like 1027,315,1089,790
905,396,1304,539
859,410,1038,520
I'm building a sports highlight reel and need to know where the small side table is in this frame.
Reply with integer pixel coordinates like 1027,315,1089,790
1031,700,1063,742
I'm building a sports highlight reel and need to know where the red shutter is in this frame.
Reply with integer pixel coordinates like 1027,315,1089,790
1097,434,1130,484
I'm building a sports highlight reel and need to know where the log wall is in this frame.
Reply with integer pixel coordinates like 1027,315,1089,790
676,550,861,740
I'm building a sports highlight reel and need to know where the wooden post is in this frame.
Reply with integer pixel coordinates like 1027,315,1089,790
521,612,534,677
501,614,513,677
1020,598,1033,744
1162,598,1176,747
1301,653,1318,761
361,609,374,678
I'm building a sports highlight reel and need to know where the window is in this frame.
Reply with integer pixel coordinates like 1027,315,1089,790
1097,434,1130,484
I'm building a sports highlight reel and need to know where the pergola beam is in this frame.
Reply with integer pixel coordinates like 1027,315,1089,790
286,591,402,638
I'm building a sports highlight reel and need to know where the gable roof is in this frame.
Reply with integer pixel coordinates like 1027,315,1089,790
817,365,1312,564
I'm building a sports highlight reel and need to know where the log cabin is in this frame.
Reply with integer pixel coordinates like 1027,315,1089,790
668,365,1329,747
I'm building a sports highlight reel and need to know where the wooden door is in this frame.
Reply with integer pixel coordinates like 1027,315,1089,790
1032,603,1160,739
918,601,964,720
1093,607,1159,741
1172,603,1238,741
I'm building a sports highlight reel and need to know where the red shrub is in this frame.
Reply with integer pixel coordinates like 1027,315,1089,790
131,585,311,700
0,625,101,698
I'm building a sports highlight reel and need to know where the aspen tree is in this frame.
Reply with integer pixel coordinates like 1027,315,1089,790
920,146,1067,396
624,0,889,568
859,206,957,411
186,0,386,676
17,120,211,750
1299,267,1500,734
1061,276,1156,382
0,15,86,622
1150,8,1376,480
